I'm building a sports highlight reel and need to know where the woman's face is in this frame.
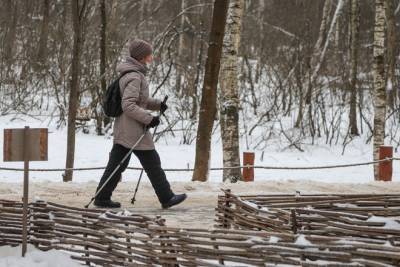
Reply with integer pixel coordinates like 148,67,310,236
141,54,153,65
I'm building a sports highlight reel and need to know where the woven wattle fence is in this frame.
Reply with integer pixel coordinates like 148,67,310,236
0,199,165,266
216,190,400,244
2,197,400,266
139,226,400,266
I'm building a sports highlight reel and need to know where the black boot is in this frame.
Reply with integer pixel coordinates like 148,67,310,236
162,194,187,209
94,199,121,208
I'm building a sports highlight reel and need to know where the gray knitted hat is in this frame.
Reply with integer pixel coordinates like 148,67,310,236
128,39,153,60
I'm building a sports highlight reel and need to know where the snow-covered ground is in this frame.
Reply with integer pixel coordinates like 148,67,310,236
1,113,399,227
0,244,81,267
0,114,399,183
1,111,399,264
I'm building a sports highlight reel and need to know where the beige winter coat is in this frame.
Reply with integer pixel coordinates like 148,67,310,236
113,56,161,150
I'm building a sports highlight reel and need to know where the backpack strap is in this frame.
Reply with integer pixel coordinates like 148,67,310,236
120,69,145,89
119,70,137,78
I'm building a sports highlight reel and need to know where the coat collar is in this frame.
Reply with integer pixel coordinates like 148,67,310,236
116,56,148,76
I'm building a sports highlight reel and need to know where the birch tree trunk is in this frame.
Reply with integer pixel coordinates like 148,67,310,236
384,0,397,108
372,0,386,180
219,0,244,182
295,0,332,127
64,0,87,182
192,0,229,182
175,0,187,95
296,0,345,128
311,0,333,68
311,0,346,84
349,0,360,136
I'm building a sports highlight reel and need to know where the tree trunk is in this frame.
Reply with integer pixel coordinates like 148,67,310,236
192,0,229,182
99,0,108,134
52,0,68,126
58,0,68,79
385,0,397,108
349,0,360,136
311,0,345,82
191,33,205,120
219,0,244,182
296,0,332,126
36,0,50,67
255,0,266,83
297,0,345,128
372,0,386,180
4,0,19,65
312,0,333,66
64,0,87,182
175,0,187,95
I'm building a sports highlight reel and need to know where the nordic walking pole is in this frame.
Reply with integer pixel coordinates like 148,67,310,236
131,96,168,205
84,132,147,208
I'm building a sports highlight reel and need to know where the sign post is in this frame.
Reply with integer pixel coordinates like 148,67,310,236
3,127,48,257
22,127,30,257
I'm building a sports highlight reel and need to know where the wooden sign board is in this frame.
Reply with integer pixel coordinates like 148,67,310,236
3,128,48,161
3,127,48,257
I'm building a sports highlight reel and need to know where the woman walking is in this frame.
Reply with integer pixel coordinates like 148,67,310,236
94,39,187,209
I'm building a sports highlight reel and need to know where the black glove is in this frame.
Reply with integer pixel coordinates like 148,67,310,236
160,102,168,114
147,116,160,128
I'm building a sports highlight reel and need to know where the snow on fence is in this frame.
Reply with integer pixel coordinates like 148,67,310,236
216,190,400,244
2,197,400,266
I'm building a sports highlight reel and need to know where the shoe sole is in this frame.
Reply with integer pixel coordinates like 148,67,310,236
162,194,187,209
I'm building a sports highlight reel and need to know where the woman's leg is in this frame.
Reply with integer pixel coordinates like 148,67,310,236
96,144,131,200
132,149,174,204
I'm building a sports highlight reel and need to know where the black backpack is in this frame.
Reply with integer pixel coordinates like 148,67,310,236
103,70,136,117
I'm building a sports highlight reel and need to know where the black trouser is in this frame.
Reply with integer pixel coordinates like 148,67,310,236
95,144,174,204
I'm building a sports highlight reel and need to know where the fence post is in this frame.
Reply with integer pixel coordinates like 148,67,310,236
242,152,255,182
378,146,393,182
222,189,231,229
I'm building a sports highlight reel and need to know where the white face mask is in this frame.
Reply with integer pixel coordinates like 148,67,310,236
143,54,153,65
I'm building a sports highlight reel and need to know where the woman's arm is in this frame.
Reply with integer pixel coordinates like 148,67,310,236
146,98,161,111
121,76,153,125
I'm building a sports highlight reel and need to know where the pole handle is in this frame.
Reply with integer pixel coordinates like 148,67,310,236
162,95,169,105
160,95,168,116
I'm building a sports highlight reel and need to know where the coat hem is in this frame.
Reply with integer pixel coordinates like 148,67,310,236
114,139,155,151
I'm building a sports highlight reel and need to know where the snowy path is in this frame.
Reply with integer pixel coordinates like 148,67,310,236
2,180,399,228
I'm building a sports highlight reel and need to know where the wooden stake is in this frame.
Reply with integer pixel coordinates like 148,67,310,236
22,126,30,257
242,152,255,182
378,146,392,181
223,189,231,229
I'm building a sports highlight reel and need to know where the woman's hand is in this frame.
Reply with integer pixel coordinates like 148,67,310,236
147,116,160,128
